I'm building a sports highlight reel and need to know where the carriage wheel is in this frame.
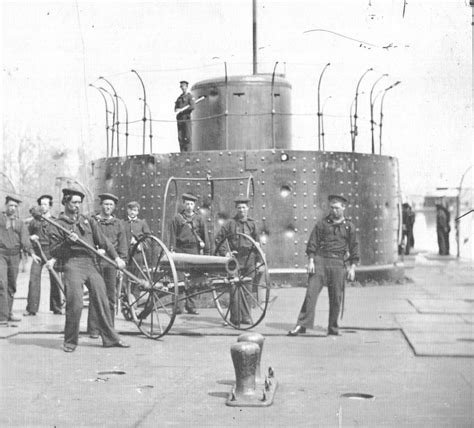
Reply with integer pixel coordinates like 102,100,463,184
123,235,179,339
212,233,270,330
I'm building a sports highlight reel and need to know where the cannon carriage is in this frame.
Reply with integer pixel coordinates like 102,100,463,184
119,174,270,338
121,231,270,339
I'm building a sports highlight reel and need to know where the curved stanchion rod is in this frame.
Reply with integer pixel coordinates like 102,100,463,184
369,73,388,154
270,61,279,149
131,69,147,154
139,97,153,154
317,62,331,151
97,86,116,156
378,81,401,155
99,76,120,156
352,68,373,152
117,95,129,156
89,84,110,157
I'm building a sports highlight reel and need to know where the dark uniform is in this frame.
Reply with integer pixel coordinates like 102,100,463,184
400,203,416,255
295,215,359,335
124,217,151,252
436,204,450,256
215,214,260,324
87,213,128,332
175,90,195,152
49,213,123,348
0,199,34,322
169,208,209,312
26,214,63,314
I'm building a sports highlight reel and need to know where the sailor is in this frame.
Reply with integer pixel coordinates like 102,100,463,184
124,201,151,253
0,196,41,325
24,194,63,316
87,193,128,338
215,197,262,325
174,80,195,152
169,193,209,314
49,188,129,352
288,194,359,336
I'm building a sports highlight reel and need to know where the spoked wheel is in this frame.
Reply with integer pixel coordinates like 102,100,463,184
212,233,270,330
124,235,179,339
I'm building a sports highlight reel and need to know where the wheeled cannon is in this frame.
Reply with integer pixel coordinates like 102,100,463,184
122,232,270,339
32,206,270,339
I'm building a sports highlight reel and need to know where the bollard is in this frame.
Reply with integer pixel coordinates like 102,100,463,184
226,337,278,407
237,332,265,383
230,341,260,400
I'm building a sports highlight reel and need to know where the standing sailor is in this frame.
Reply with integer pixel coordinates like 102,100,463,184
25,194,63,316
169,193,209,314
0,196,41,325
87,193,128,338
174,80,195,152
49,188,129,352
288,195,359,336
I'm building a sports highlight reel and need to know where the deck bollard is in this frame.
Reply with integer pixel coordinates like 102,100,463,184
226,336,278,407
237,332,265,383
230,341,260,400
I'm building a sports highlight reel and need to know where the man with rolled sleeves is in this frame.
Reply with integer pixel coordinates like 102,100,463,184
49,188,129,352
0,196,41,325
87,193,128,338
169,193,209,314
288,195,359,337
24,194,63,316
174,80,195,152
215,197,261,325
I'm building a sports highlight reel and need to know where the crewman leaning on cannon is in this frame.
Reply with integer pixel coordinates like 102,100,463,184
48,188,130,352
215,197,262,325
87,193,128,338
168,193,209,315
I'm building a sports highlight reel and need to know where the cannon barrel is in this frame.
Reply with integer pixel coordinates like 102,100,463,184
164,253,239,276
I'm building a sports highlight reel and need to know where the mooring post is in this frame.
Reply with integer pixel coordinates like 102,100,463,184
237,332,265,383
230,341,260,400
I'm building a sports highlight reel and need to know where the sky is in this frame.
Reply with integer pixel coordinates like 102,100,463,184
1,0,473,197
